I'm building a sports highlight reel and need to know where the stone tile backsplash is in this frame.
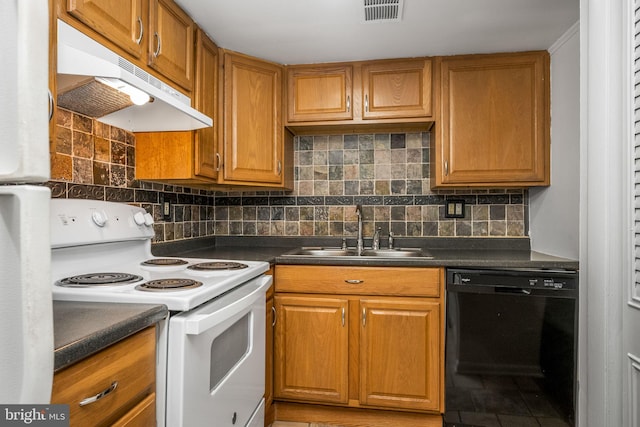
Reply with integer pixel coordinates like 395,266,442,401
49,108,527,242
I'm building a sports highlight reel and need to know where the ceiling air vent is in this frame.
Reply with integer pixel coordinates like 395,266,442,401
363,0,404,23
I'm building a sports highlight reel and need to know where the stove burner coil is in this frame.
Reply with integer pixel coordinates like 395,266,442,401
141,258,188,266
135,278,203,292
187,262,249,271
56,273,143,287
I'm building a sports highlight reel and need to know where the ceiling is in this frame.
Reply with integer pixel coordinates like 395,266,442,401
175,0,580,65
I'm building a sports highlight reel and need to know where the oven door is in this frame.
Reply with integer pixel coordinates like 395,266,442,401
166,274,271,427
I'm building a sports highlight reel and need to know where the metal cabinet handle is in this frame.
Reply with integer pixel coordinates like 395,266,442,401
272,306,276,327
215,153,221,172
346,95,351,112
362,308,367,326
277,160,282,176
48,90,54,121
153,32,161,57
79,381,118,406
135,16,144,45
341,307,345,327
444,160,449,176
365,94,369,112
345,279,363,284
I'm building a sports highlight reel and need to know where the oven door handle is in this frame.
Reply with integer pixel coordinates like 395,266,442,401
183,275,272,335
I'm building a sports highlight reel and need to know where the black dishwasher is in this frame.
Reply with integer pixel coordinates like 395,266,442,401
445,268,578,427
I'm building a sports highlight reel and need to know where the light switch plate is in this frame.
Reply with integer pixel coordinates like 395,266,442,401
445,200,465,218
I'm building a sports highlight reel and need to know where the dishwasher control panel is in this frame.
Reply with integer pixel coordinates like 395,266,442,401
447,268,578,292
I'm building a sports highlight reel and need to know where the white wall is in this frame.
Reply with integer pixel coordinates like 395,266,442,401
529,23,580,259
580,0,626,424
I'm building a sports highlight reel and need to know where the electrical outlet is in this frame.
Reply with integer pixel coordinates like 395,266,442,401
445,200,465,218
163,200,171,221
159,193,171,222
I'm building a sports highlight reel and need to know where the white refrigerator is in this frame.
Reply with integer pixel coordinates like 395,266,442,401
0,0,54,403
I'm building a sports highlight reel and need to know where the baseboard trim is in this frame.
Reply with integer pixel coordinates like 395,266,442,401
272,401,442,427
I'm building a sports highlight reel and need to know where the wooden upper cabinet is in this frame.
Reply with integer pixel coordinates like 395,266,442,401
434,51,550,188
362,59,432,120
65,0,145,59
61,0,194,94
136,48,294,191
148,0,194,91
193,29,219,180
134,29,217,186
287,65,353,122
222,52,285,186
136,30,221,188
285,59,433,130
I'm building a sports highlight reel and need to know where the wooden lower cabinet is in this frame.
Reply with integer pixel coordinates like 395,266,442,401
51,326,156,427
273,265,444,424
265,268,275,426
359,298,440,411
274,295,349,404
111,392,156,427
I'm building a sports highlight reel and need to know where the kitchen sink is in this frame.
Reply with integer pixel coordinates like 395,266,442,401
294,248,358,256
360,248,427,257
284,247,433,259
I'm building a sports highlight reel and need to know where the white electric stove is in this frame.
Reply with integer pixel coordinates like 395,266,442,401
50,198,270,427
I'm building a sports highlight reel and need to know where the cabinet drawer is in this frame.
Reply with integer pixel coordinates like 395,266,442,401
51,326,156,427
275,265,440,297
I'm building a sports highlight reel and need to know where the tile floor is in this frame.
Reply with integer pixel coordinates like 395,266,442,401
271,370,574,427
445,372,573,427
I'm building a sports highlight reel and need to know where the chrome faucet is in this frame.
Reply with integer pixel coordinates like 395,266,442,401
355,204,364,254
372,227,381,250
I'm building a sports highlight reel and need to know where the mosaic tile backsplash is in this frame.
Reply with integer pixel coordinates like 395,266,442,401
48,108,528,243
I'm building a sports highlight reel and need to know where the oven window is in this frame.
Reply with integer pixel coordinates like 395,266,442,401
210,313,250,391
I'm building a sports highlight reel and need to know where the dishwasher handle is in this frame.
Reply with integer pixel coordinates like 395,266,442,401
447,282,577,298
495,286,531,295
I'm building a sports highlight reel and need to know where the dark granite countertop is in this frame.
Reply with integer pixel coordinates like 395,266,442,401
54,301,168,372
152,236,579,270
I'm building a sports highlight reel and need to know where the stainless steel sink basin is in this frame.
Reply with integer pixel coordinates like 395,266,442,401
285,247,433,259
360,248,428,257
294,247,357,256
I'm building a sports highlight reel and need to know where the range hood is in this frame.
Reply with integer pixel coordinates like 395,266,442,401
56,20,212,132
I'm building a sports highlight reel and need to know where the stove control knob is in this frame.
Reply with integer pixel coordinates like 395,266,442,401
91,210,108,227
143,212,154,226
133,212,146,226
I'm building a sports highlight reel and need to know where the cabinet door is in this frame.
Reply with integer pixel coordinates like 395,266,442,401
274,295,349,404
360,298,440,412
362,59,432,120
265,291,274,411
193,29,219,180
287,65,353,122
66,0,145,59
223,52,283,185
436,51,550,187
148,0,193,91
